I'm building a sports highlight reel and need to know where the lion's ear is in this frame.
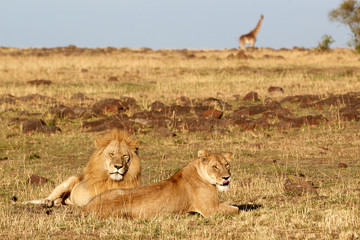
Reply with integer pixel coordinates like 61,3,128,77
222,152,234,162
198,150,209,162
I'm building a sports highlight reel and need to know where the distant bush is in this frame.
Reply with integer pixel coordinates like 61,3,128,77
329,0,360,53
317,34,335,51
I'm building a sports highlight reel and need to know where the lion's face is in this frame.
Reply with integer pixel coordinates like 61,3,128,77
198,150,233,192
102,140,134,181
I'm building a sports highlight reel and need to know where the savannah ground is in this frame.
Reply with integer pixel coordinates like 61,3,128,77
0,47,359,239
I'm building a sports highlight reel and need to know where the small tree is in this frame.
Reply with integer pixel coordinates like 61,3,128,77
329,0,360,52
317,34,335,51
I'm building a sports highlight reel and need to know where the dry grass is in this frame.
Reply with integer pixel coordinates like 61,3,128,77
0,47,360,239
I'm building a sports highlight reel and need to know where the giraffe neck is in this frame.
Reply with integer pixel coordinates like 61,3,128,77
250,16,263,37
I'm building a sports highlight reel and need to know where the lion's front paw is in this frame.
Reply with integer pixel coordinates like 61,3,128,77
42,199,54,208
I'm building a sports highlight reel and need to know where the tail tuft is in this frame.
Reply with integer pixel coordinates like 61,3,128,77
11,196,18,204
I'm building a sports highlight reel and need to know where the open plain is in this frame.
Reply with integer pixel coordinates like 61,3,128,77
0,46,360,239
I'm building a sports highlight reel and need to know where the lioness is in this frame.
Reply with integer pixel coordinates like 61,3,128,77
83,150,239,218
23,129,141,207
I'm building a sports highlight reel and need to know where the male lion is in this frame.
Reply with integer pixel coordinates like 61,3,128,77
83,150,239,218
23,129,141,207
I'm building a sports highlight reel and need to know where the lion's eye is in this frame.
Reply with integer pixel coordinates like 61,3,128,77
109,153,114,157
225,164,229,168
212,166,218,171
123,155,129,160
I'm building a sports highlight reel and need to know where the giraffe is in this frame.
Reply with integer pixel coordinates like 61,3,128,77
239,15,264,50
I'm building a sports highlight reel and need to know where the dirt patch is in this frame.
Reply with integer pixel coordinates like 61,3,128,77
284,175,318,196
3,91,360,134
28,175,49,185
22,119,61,133
27,79,52,86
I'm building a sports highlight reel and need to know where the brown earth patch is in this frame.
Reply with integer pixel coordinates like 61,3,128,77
5,91,360,135
22,119,61,133
27,79,52,86
268,86,284,93
92,99,127,116
284,175,318,196
82,113,134,133
243,92,260,101
71,92,90,100
28,175,49,185
200,109,223,119
0,94,16,104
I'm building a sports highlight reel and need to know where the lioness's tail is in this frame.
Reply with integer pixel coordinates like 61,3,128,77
11,196,54,207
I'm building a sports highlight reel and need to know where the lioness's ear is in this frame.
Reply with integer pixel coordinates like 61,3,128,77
198,150,209,162
222,152,234,162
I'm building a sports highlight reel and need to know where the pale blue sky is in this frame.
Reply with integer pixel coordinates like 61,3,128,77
0,0,352,49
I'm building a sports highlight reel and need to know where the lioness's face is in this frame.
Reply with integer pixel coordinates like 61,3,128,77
199,150,233,192
103,140,133,181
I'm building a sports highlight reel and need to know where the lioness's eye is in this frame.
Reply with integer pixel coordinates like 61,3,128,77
109,153,114,157
212,166,218,170
226,164,229,168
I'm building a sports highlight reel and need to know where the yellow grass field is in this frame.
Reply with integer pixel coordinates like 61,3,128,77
0,47,359,239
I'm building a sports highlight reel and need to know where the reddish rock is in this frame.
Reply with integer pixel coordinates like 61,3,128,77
280,94,320,105
201,109,223,119
243,92,260,101
18,94,56,103
150,127,176,137
71,92,89,100
6,133,20,138
176,118,232,132
314,92,360,107
164,105,193,117
120,97,138,110
176,96,191,106
338,162,348,168
82,114,134,133
248,105,268,115
108,76,118,82
22,119,61,133
226,53,235,59
264,98,283,109
276,115,327,129
0,94,16,104
150,101,165,111
186,54,196,59
314,105,323,111
92,99,126,115
27,79,52,86
233,118,270,131
202,97,231,110
232,94,241,101
339,106,360,121
230,108,250,119
236,50,247,59
28,175,49,185
284,175,318,196
49,105,76,118
268,86,284,93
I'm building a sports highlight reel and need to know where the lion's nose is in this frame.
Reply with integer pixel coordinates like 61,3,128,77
222,176,230,180
114,165,123,170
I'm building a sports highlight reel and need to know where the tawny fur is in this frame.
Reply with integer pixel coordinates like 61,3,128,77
22,129,141,207
83,129,141,195
239,14,264,50
83,150,239,218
